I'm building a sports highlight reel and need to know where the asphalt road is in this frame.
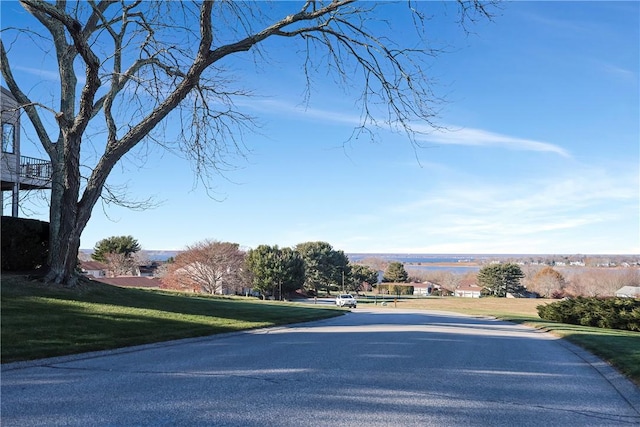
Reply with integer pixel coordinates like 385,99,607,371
2,309,639,426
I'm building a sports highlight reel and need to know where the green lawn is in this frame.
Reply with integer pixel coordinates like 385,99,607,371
1,275,343,363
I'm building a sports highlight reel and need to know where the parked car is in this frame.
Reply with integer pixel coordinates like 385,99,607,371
335,294,357,308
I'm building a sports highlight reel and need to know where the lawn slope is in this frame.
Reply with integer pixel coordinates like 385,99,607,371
1,275,342,363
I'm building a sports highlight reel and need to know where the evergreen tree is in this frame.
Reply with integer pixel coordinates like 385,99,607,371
349,264,379,293
383,262,409,283
477,263,525,297
295,241,348,295
245,245,304,299
91,235,141,263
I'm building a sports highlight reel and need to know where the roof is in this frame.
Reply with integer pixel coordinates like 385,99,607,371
80,260,108,271
412,282,433,289
1,86,17,103
94,276,163,288
456,285,482,292
615,286,640,297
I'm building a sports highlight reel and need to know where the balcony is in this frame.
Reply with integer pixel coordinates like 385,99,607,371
20,156,52,185
1,153,52,191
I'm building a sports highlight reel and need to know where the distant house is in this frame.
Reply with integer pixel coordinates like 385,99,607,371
615,286,640,298
79,261,108,278
134,262,161,277
413,281,437,296
454,285,482,298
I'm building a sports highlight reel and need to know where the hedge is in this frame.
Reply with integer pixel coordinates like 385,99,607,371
537,297,640,332
1,216,49,271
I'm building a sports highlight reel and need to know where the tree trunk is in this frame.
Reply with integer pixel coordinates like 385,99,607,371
44,136,95,286
45,220,82,286
46,193,84,286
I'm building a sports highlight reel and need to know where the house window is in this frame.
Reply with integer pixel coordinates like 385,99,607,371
2,122,15,153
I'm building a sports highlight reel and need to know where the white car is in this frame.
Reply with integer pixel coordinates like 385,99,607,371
335,294,357,308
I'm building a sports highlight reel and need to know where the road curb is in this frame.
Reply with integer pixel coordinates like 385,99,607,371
555,337,640,415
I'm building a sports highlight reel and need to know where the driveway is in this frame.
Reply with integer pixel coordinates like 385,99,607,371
2,309,639,426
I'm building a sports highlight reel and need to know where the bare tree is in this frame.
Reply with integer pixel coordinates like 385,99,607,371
356,257,390,274
565,268,640,297
103,252,135,277
529,266,566,298
164,239,246,294
1,1,496,285
418,270,464,291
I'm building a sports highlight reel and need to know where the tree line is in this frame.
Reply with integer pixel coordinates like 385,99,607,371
91,235,638,299
91,237,379,298
89,236,428,299
407,263,638,298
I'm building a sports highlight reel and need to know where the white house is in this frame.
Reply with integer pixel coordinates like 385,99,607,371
413,281,437,296
454,285,482,298
615,286,640,298
79,261,107,278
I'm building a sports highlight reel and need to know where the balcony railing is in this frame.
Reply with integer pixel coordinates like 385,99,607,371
20,156,52,181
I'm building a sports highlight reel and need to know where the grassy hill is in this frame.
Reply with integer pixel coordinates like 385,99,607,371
1,274,342,363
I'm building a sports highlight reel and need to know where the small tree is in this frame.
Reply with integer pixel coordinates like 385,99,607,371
477,263,525,297
356,257,390,274
348,264,378,293
276,247,305,299
531,266,566,298
91,235,141,276
91,235,141,262
383,262,408,283
295,241,348,295
164,240,246,294
245,245,304,300
102,252,135,277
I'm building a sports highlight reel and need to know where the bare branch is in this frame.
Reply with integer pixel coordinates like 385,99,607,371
2,0,498,285
0,40,56,157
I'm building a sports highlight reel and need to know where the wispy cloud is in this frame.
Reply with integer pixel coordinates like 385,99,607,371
416,127,571,158
244,98,362,126
14,66,61,82
248,99,571,158
520,10,593,35
598,62,637,84
414,170,635,229
335,166,638,253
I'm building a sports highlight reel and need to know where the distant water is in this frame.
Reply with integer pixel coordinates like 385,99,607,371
347,253,481,274
347,254,477,264
404,265,480,274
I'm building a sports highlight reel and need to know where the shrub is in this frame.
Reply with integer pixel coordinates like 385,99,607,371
1,216,49,271
550,289,569,299
537,297,640,332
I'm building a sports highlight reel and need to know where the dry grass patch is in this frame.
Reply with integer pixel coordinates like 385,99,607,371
394,296,550,320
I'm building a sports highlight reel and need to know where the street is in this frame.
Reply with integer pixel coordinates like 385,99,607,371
2,309,639,426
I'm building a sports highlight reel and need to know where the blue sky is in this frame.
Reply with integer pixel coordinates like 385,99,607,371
3,1,639,254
